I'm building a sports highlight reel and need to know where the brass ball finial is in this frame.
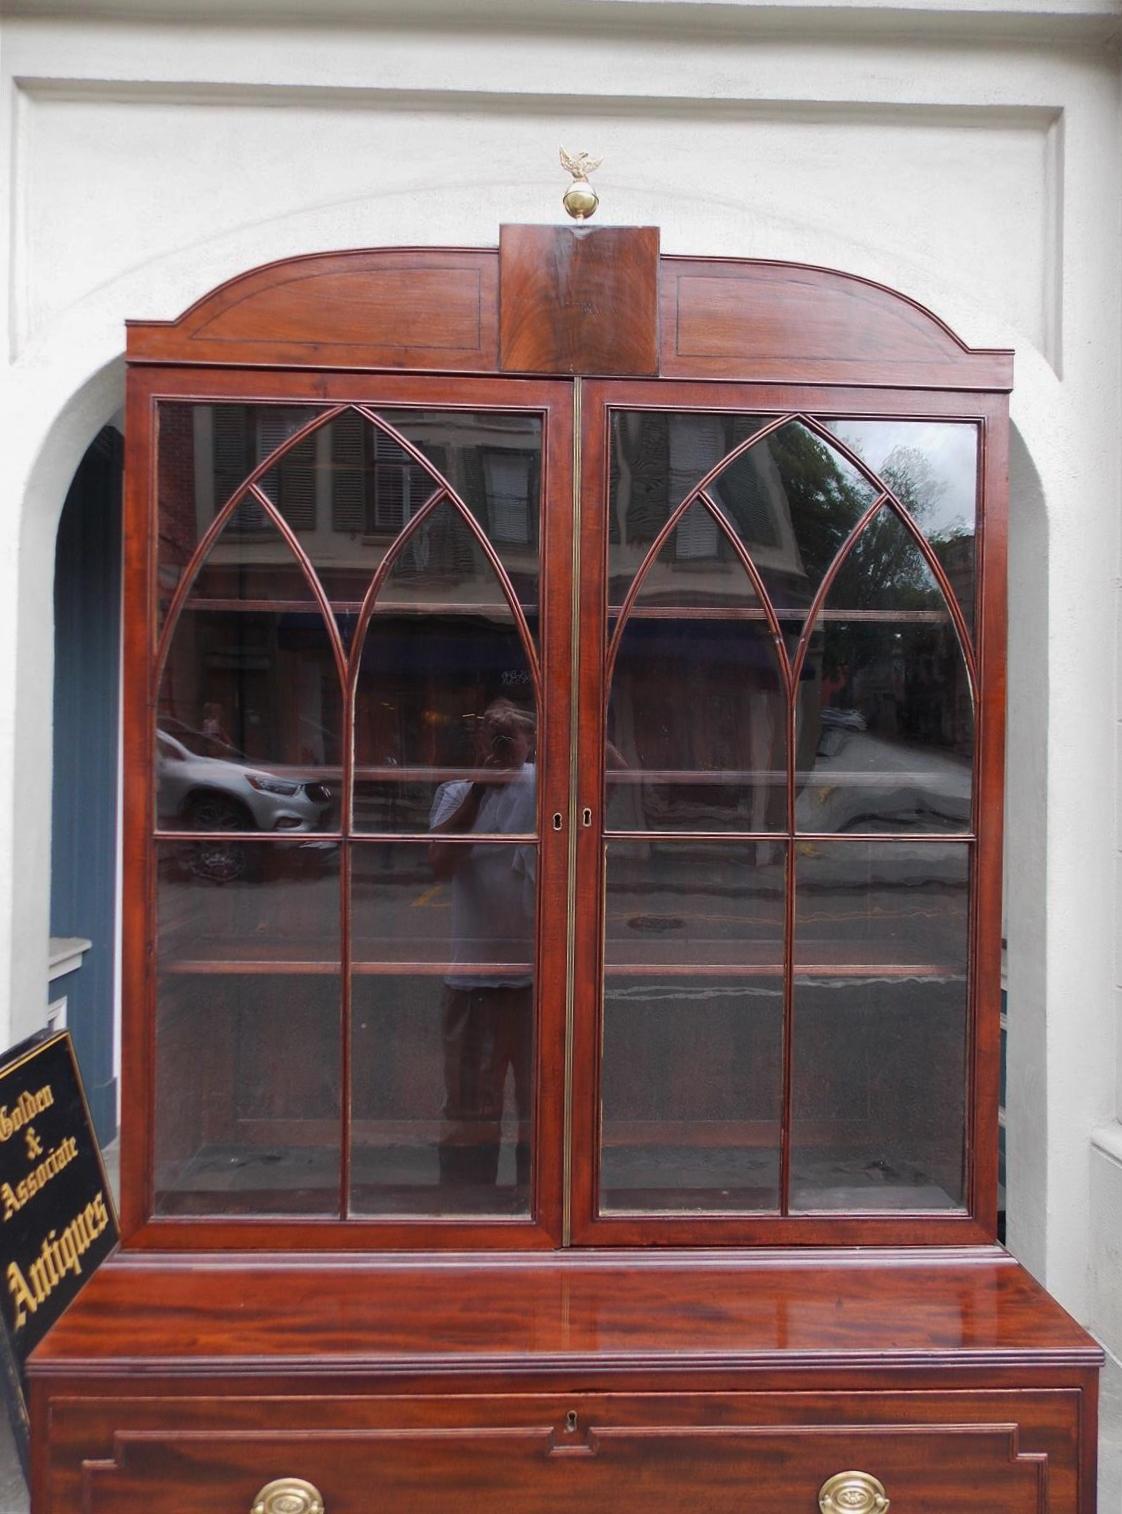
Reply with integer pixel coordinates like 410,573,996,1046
560,147,602,220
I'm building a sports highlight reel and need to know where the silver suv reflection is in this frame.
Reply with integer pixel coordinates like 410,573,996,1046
157,730,334,833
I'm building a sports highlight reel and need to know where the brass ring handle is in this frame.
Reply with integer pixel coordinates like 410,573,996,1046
251,1478,325,1514
819,1470,890,1514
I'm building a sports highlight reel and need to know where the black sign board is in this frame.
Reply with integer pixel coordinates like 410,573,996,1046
0,1030,118,1474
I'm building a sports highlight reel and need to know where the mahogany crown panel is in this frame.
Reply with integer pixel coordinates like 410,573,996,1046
126,249,500,372
125,238,1011,389
661,258,1013,389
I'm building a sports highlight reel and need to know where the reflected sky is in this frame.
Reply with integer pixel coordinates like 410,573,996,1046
824,420,978,539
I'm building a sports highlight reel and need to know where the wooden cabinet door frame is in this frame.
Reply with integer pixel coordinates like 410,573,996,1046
121,367,575,1250
570,378,1007,1247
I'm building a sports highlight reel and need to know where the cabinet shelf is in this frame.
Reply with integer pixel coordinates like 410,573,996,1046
161,957,959,980
180,597,530,617
607,605,951,623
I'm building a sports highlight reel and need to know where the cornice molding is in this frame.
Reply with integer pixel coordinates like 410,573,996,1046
1,0,1120,45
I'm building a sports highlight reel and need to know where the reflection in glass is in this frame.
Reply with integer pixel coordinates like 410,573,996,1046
790,842,968,1210
604,840,785,965
615,497,761,615
824,506,945,613
600,843,785,1213
157,604,341,833
794,509,973,834
600,977,783,1214
795,626,972,835
610,413,881,615
607,611,786,833
153,842,341,1216
354,502,538,832
823,418,978,636
157,402,320,624
610,410,881,618
706,420,877,614
608,412,773,610
375,409,542,626
157,404,543,634
351,773,536,1216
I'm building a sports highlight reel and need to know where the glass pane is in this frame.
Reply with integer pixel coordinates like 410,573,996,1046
350,841,536,1217
157,513,342,831
615,497,762,615
795,560,973,836
153,841,341,1216
790,841,969,1211
599,842,785,1213
354,501,538,833
823,505,945,613
607,612,786,834
157,403,321,625
374,409,542,630
608,412,774,609
256,408,437,618
707,420,878,614
604,839,786,967
823,419,978,636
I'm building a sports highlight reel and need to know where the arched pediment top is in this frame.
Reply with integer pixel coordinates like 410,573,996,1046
659,255,1012,391
127,247,500,372
126,237,1011,391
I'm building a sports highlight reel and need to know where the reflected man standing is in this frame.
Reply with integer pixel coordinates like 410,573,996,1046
428,700,536,1203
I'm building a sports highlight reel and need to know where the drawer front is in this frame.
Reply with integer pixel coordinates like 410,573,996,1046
82,1419,1049,1513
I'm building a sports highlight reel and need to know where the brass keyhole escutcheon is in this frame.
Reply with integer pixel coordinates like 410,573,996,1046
251,1478,325,1514
818,1471,890,1514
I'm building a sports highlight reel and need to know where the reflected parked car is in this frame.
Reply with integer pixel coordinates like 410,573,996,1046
157,730,334,831
157,729,335,882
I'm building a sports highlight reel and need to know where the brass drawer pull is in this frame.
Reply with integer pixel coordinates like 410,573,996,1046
251,1478,325,1514
819,1471,889,1514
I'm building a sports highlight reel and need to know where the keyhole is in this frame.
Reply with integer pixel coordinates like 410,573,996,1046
553,812,564,830
565,1410,578,1433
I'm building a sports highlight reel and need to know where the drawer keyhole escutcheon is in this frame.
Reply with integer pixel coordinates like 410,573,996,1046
565,1409,579,1432
818,1471,889,1514
251,1478,325,1514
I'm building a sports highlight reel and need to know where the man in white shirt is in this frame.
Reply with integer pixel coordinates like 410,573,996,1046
429,700,536,1203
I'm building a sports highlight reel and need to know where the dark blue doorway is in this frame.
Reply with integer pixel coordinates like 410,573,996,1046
50,426,122,1145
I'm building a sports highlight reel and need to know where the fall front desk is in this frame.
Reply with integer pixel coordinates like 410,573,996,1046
27,230,1102,1513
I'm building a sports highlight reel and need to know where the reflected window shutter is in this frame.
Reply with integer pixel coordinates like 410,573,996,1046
331,412,366,534
373,463,406,533
213,409,253,515
257,410,316,532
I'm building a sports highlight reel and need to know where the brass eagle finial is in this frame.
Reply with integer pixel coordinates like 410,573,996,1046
560,147,602,220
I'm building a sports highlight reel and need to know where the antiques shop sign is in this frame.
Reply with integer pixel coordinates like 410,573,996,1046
0,1030,117,1461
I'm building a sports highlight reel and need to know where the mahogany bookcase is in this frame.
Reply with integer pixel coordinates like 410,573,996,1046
27,228,1102,1514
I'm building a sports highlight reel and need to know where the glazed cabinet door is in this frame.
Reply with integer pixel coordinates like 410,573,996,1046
571,380,1003,1244
126,372,574,1247
125,367,1004,1249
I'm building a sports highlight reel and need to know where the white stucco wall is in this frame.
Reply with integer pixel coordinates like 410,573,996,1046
0,0,1119,1343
